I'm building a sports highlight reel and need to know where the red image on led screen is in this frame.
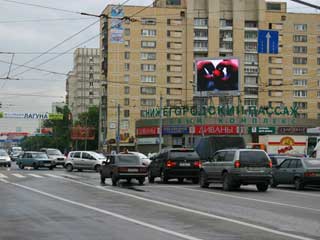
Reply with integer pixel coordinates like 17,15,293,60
196,58,239,92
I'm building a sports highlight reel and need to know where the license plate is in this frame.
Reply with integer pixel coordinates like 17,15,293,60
127,168,138,172
247,167,263,172
180,163,190,167
44,164,51,167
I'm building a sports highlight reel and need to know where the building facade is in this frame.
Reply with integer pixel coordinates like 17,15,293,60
100,0,320,146
66,48,101,120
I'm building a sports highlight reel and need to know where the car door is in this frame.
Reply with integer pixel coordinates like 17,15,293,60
102,155,114,178
286,159,299,184
72,151,82,169
153,151,165,177
275,159,291,184
82,152,94,169
207,151,226,181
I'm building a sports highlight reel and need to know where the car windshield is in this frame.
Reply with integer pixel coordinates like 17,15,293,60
90,152,106,160
12,147,22,152
304,159,320,168
117,155,140,165
170,150,199,160
0,150,8,156
47,149,62,155
131,152,148,159
32,153,48,159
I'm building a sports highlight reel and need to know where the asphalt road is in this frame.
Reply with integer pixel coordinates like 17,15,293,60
0,163,319,240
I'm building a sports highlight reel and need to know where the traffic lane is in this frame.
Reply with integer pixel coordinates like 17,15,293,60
0,181,193,240
10,177,317,240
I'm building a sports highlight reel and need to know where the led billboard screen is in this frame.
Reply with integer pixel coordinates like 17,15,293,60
195,58,240,96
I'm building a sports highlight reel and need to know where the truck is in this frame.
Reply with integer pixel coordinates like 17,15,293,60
255,135,320,156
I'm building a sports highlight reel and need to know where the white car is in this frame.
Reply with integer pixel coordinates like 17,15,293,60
0,149,11,167
65,151,106,172
40,148,66,167
124,151,152,166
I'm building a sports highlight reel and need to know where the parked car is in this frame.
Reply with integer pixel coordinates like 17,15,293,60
148,148,202,184
100,154,147,186
65,151,106,172
9,146,23,161
40,148,66,167
271,157,320,190
17,151,55,170
0,149,11,167
199,149,272,191
120,151,151,166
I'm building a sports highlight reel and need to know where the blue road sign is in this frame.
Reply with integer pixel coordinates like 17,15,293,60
258,30,279,54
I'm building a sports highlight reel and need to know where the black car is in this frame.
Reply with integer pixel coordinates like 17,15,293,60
148,148,202,184
100,154,147,186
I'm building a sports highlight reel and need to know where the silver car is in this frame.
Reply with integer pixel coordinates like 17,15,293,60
0,149,11,167
65,151,106,172
40,148,66,167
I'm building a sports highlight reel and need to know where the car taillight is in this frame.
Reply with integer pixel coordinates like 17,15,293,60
166,160,176,168
234,160,240,168
194,161,202,168
119,167,128,172
304,172,316,177
268,160,272,168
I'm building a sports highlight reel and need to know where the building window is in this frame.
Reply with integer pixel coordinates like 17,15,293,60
124,63,130,71
293,68,308,75
318,91,320,98
245,76,258,85
293,57,307,65
141,99,156,106
194,40,208,49
89,73,93,79
317,36,320,43
89,91,93,96
141,41,156,48
141,29,156,37
124,52,130,59
124,98,130,106
166,99,182,106
244,98,258,106
141,87,156,95
124,75,130,82
294,24,307,31
293,46,307,53
293,90,307,97
296,113,307,119
167,19,182,26
293,35,307,42
141,52,156,60
167,88,182,95
245,21,258,28
124,110,130,118
166,0,181,5
293,79,307,86
141,18,156,25
124,86,130,94
141,75,156,83
194,18,208,27
244,87,258,95
293,102,307,109
269,79,283,86
124,40,130,47
244,42,257,52
194,29,208,38
89,99,93,104
318,58,320,65
89,82,93,87
244,31,257,39
220,19,233,27
267,2,281,10
245,54,258,63
141,64,156,72
124,28,130,36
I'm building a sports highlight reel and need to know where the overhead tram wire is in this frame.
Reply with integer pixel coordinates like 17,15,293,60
0,17,96,24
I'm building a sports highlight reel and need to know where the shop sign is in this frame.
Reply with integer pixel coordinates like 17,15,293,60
306,127,320,134
136,127,159,136
137,137,163,145
249,126,275,134
0,112,63,120
194,125,238,135
143,105,299,118
162,126,189,135
278,127,306,134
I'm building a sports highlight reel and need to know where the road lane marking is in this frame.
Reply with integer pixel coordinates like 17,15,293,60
44,174,60,178
11,173,25,178
48,176,316,240
0,179,9,183
27,174,43,178
0,173,8,178
7,181,204,240
162,186,320,213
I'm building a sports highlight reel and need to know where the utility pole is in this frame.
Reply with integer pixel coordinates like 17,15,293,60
159,94,163,152
116,103,120,153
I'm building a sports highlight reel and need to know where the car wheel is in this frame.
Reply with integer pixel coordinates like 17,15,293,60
49,166,54,170
33,163,39,170
200,171,209,188
138,178,145,185
66,164,73,172
256,183,269,192
18,163,24,169
112,174,118,186
294,178,304,190
160,170,168,184
148,170,155,183
178,178,184,184
94,165,101,172
127,178,132,183
192,178,199,184
270,176,278,188
8,163,11,168
222,173,232,191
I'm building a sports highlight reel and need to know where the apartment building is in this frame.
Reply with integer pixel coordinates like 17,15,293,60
100,0,320,143
66,48,101,120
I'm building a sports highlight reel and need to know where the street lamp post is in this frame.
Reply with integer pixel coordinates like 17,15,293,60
116,103,120,153
159,94,163,152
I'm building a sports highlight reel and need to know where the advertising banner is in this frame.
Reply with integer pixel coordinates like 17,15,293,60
110,6,124,43
195,58,240,97
136,127,159,136
0,112,63,120
194,125,238,135
71,127,95,140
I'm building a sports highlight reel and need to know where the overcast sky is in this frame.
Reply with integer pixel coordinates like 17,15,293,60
0,0,319,132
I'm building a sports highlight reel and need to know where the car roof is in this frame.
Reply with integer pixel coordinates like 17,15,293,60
218,148,266,151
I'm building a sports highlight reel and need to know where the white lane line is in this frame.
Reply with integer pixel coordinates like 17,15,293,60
59,174,81,179
8,181,204,240
269,188,320,198
27,174,43,178
44,174,60,178
0,173,8,178
0,178,9,183
166,186,320,213
51,176,316,240
11,173,25,178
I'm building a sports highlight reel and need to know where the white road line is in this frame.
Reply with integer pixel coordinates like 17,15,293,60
269,188,320,198
0,173,8,178
8,181,204,240
44,174,60,178
0,179,9,183
27,174,43,178
11,173,25,178
59,174,81,179
166,186,320,213
50,177,316,240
